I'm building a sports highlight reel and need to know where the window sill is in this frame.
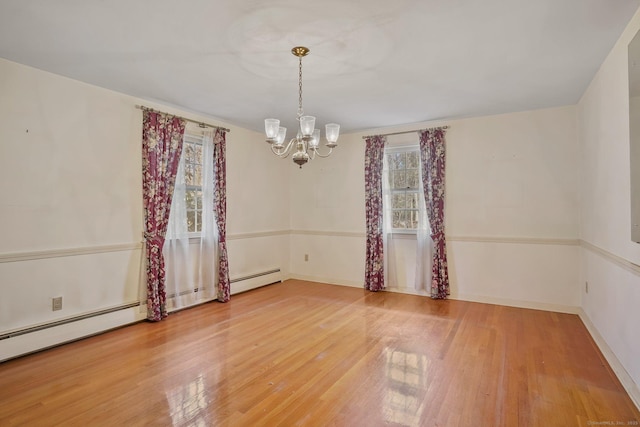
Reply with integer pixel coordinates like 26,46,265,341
389,232,417,240
165,235,202,243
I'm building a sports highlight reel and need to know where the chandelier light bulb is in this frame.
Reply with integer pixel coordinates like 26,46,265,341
299,116,315,138
274,127,287,148
309,129,320,148
265,118,280,142
325,123,340,147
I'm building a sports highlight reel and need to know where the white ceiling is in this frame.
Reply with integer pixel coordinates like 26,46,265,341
0,0,639,135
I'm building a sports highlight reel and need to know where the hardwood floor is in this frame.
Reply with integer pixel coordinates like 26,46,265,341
0,280,638,426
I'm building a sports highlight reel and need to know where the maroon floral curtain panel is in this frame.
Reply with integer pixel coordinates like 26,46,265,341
142,110,186,320
364,135,386,291
419,128,450,299
214,129,231,302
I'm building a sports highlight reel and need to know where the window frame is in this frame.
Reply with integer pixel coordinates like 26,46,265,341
182,133,205,238
384,145,422,234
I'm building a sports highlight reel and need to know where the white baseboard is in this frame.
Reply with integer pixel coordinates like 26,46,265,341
0,306,146,362
578,308,640,411
287,273,363,289
287,276,580,314
451,292,580,314
385,286,429,296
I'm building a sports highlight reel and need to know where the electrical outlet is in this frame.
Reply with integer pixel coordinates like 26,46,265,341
304,254,309,262
585,282,589,294
52,296,62,311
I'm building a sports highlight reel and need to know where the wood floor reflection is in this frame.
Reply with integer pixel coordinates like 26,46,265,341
0,280,638,426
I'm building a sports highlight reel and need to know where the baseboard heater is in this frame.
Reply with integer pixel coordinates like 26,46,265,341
230,268,282,295
164,268,282,300
1,268,282,342
0,301,145,362
0,269,282,361
0,302,140,341
230,268,281,284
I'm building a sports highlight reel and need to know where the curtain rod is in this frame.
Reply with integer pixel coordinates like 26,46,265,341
135,105,230,133
361,125,449,140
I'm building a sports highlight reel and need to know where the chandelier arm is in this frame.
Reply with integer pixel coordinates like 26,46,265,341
271,138,297,158
311,146,334,158
271,144,286,157
284,137,297,154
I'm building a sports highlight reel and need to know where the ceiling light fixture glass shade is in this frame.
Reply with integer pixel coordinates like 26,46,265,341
264,46,340,168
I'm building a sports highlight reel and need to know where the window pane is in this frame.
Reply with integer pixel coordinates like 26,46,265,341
407,151,419,169
392,193,406,209
195,210,202,232
193,144,203,165
185,190,197,209
386,153,394,169
407,192,420,209
184,143,195,164
194,165,203,186
408,210,419,229
392,210,406,229
184,164,194,186
396,152,406,169
187,210,196,233
196,190,202,209
389,152,406,170
393,171,407,189
407,169,419,189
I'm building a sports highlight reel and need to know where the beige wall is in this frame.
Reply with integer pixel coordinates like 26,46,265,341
0,58,290,348
289,106,581,310
578,6,640,402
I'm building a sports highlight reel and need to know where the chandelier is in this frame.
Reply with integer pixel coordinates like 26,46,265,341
264,46,340,168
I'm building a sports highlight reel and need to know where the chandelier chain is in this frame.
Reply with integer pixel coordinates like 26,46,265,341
298,56,304,119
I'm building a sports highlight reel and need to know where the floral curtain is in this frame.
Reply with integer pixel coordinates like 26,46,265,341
364,135,386,291
381,153,394,288
142,110,186,320
418,128,449,299
214,128,231,302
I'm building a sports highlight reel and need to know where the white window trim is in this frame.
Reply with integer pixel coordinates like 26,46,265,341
384,144,422,234
183,133,205,240
390,232,417,239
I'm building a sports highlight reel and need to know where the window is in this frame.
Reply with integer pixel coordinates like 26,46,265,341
386,148,421,230
182,134,204,233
